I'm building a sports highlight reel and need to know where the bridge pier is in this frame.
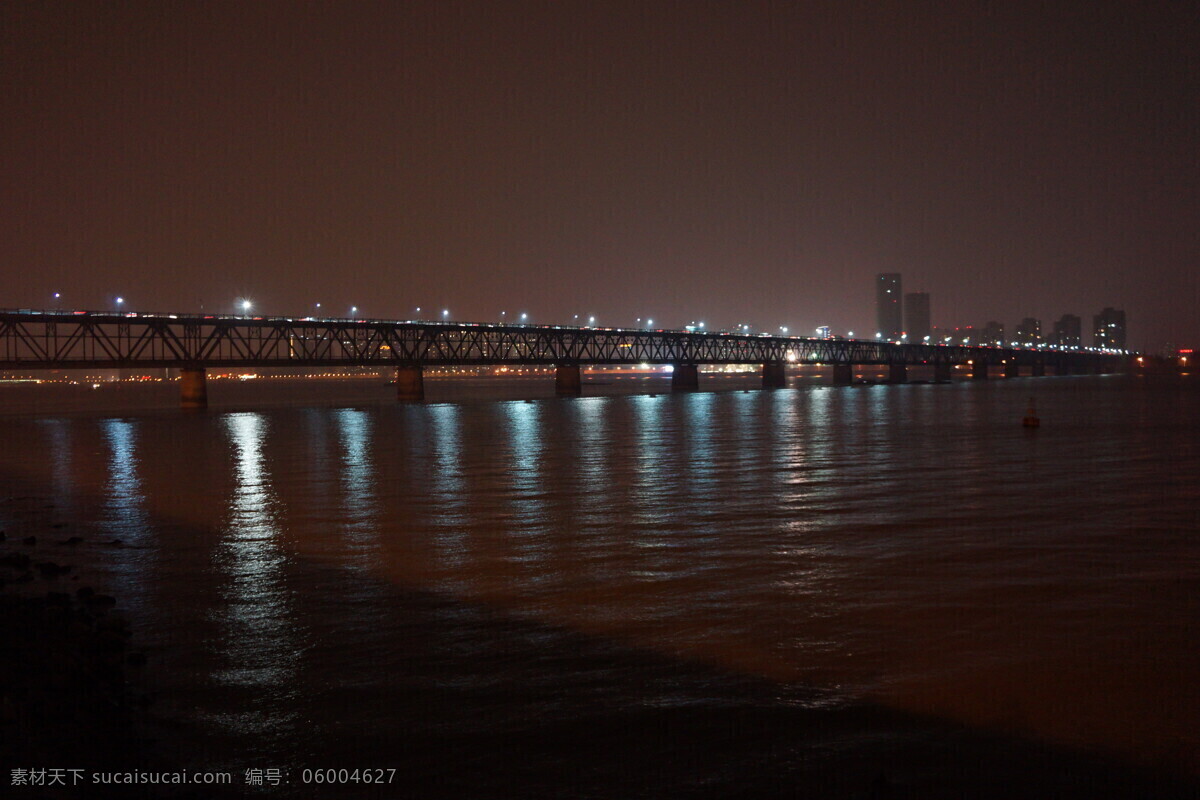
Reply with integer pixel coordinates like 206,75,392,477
762,362,786,389
672,364,700,392
555,365,582,396
180,367,207,409
972,360,988,380
888,364,907,384
832,364,854,385
395,365,425,402
1004,361,1020,378
934,362,953,382
1032,360,1046,377
1057,360,1070,376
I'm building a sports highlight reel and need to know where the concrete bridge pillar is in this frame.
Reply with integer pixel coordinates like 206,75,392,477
934,362,953,382
832,363,854,385
1057,360,1071,376
396,365,425,402
180,367,207,409
762,362,786,389
1032,360,1046,377
555,365,582,396
972,360,989,380
888,363,907,384
672,364,700,392
1004,361,1020,378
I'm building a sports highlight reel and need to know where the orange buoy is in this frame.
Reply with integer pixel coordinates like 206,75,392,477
1022,397,1040,428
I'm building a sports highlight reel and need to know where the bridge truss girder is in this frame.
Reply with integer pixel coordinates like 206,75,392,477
0,313,1122,372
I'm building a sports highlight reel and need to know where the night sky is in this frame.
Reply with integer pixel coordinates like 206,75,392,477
3,1,1197,350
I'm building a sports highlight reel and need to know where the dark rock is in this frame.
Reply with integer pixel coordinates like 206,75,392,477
127,652,148,667
103,539,124,547
21,536,36,546
57,536,84,546
45,591,71,605
77,586,96,600
51,522,67,529
0,552,31,569
88,594,117,609
35,562,72,578
0,530,6,541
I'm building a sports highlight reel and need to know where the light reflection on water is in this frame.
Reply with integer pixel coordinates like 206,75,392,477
212,412,300,735
2,376,1198,778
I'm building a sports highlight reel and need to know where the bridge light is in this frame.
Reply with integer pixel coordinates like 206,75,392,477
521,313,528,321
241,300,252,313
647,319,653,327
589,316,595,325
116,297,124,306
875,332,881,338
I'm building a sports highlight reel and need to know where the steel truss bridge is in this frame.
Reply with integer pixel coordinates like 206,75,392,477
0,310,1125,371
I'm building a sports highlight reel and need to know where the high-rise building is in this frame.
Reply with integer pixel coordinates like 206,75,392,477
981,321,1005,347
875,273,902,340
1093,307,1127,349
903,292,931,342
1051,314,1082,348
1015,317,1042,345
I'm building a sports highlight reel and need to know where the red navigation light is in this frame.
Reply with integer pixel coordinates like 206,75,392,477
1180,349,1194,354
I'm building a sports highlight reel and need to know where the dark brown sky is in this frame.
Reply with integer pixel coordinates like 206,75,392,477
3,1,1197,349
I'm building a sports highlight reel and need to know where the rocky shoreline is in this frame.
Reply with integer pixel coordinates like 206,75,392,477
0,513,150,781
0,498,240,799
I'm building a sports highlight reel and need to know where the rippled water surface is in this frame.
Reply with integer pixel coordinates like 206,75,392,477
1,374,1197,796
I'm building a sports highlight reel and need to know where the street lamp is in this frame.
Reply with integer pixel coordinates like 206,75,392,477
241,299,252,314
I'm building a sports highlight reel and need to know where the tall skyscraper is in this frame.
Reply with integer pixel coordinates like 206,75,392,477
903,292,931,342
981,321,1005,347
1051,314,1082,348
1016,317,1042,345
1093,307,1127,349
875,273,902,340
